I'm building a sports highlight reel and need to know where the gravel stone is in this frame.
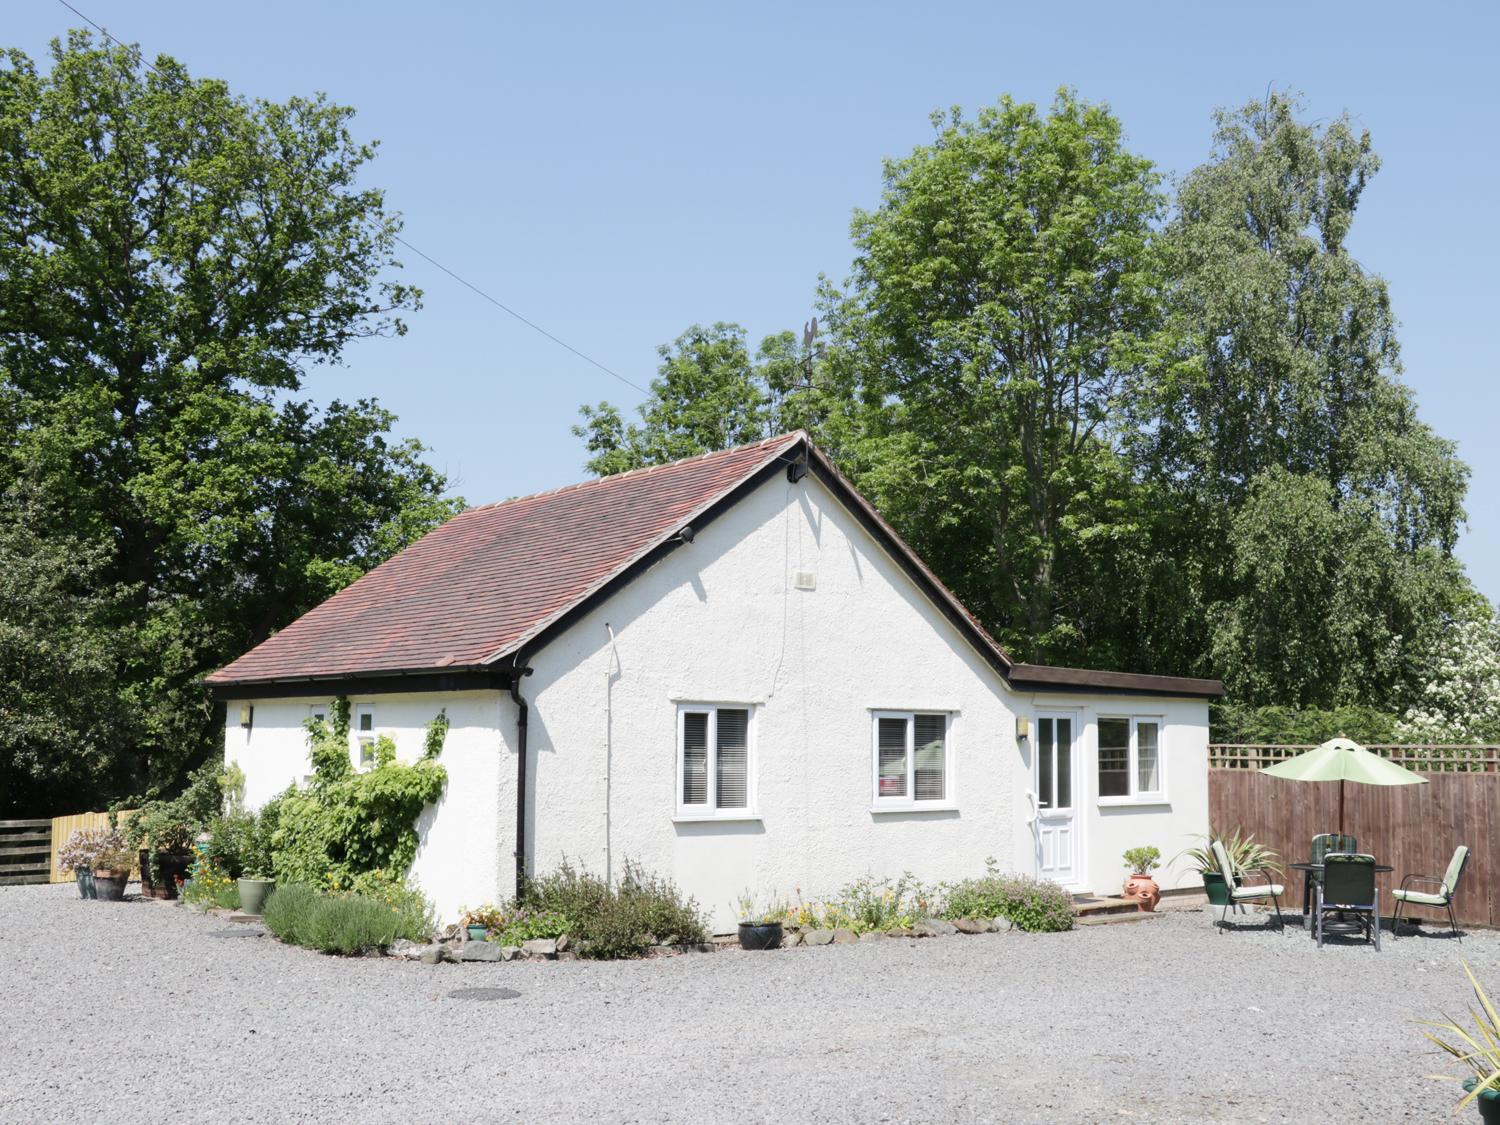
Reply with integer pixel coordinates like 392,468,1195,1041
781,930,803,948
0,882,1480,1122
498,945,521,961
459,941,501,962
804,929,834,946
830,929,858,945
521,938,557,959
951,918,987,935
912,918,957,937
858,931,884,943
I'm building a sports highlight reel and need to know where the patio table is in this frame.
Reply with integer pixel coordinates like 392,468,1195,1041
1289,861,1392,929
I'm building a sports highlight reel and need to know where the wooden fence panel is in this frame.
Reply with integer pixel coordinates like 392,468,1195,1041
1209,769,1498,927
48,811,138,884
0,819,53,886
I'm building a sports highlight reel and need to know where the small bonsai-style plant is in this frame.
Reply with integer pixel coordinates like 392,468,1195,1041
1123,846,1162,875
1419,962,1500,1113
57,827,125,876
1178,828,1282,877
461,903,508,932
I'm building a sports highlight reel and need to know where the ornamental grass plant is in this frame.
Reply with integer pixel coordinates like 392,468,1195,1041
262,881,434,954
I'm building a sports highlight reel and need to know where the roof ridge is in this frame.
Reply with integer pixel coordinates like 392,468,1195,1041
463,431,806,514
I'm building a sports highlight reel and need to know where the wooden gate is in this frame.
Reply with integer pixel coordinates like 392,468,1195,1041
0,819,54,886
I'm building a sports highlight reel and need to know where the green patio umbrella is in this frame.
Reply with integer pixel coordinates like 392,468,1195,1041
1260,736,1428,833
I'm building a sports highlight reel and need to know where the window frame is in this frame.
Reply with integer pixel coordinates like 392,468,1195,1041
1095,715,1167,806
353,703,378,772
869,710,955,812
673,703,759,821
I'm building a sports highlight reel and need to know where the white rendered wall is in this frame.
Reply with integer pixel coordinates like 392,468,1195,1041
223,690,510,922
1005,694,1211,898
523,473,1021,933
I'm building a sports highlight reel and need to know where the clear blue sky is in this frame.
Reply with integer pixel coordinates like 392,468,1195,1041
13,1,1500,600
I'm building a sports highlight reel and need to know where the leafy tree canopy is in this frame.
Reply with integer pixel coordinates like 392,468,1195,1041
0,33,460,813
572,90,1478,717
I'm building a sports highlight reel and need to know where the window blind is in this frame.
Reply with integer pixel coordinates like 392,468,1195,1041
877,717,907,798
716,708,749,809
913,714,946,801
682,711,708,805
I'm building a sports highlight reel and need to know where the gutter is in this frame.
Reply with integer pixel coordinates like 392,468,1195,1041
508,659,534,902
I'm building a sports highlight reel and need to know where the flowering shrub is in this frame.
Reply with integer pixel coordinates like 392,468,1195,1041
1397,604,1500,745
183,853,239,909
56,827,125,875
773,874,938,933
460,903,508,931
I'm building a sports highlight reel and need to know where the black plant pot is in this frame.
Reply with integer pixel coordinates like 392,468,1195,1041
93,871,129,901
75,869,97,899
137,848,153,894
738,921,784,951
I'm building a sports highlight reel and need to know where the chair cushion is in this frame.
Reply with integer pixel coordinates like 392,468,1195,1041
1392,888,1448,907
1231,883,1284,899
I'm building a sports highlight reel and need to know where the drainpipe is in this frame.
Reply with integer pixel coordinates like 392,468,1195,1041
508,662,533,902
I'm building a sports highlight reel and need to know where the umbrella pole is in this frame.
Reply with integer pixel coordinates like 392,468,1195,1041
1339,780,1345,836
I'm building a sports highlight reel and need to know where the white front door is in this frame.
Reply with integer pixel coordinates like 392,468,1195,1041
1034,714,1080,887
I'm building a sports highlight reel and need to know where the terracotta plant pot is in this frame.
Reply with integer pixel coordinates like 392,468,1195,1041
1122,873,1161,912
93,870,129,901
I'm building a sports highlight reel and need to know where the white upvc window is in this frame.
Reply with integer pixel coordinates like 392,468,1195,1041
353,704,377,771
871,711,952,810
1097,716,1165,803
675,704,755,819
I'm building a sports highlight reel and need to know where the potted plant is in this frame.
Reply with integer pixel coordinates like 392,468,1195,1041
119,764,221,900
735,892,785,951
92,842,135,901
234,812,275,915
57,827,124,899
1178,829,1281,906
1121,846,1162,911
1420,962,1500,1122
461,904,506,942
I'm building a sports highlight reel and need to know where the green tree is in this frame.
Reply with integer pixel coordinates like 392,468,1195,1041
0,33,459,810
0,485,136,816
574,322,831,475
822,91,1171,662
1145,92,1471,706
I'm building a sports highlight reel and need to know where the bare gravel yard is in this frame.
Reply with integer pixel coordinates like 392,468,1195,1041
0,883,1490,1123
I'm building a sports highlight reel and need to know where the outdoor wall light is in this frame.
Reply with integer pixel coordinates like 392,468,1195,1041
1015,716,1030,744
239,705,254,730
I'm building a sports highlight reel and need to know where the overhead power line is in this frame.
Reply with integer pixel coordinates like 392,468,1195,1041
51,0,650,396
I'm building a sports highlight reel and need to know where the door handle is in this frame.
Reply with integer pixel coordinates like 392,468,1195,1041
1024,789,1039,828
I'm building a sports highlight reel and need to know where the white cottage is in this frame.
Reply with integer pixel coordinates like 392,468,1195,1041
208,432,1221,929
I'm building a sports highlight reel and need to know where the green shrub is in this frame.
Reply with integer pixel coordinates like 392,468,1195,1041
264,699,449,890
493,911,570,946
941,863,1074,932
262,881,434,954
263,884,320,946
521,859,707,959
797,873,938,933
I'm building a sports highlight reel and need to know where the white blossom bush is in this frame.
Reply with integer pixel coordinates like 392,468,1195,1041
1397,604,1500,744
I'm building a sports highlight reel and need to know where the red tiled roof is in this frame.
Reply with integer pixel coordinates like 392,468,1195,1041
207,430,1222,699
207,433,805,685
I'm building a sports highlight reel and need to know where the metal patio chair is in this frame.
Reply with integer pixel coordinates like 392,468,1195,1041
1211,839,1285,932
1305,832,1358,915
1315,853,1380,951
1392,845,1469,941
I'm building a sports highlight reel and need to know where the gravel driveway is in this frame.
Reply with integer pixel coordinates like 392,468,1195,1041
0,883,1488,1123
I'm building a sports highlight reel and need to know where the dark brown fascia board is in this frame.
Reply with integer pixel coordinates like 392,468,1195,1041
1006,663,1224,700
205,668,510,701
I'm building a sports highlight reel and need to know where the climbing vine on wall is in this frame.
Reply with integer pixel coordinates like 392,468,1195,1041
263,697,449,889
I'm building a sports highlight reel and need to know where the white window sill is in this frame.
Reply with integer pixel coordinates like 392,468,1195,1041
869,804,958,814
1097,797,1170,808
671,814,763,824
